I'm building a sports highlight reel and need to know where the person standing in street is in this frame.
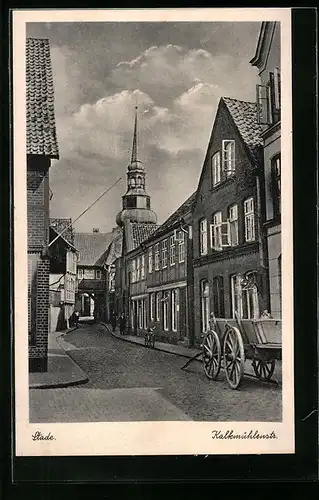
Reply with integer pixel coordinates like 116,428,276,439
119,313,126,335
111,312,117,332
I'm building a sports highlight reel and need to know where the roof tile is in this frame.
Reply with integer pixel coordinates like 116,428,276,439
131,223,160,250
74,232,115,266
26,38,59,158
222,97,263,164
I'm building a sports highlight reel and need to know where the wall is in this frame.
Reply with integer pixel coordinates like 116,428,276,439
27,155,51,372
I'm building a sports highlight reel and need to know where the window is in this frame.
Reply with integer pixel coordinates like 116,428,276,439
148,247,153,273
200,280,210,333
154,243,159,271
138,300,143,329
256,68,281,125
141,254,145,279
244,198,255,242
171,289,179,332
271,155,281,217
84,269,95,279
211,211,222,250
222,140,235,177
212,152,221,186
162,239,168,268
199,219,208,255
163,291,169,331
78,268,83,280
95,269,102,280
228,204,238,246
156,292,160,321
136,256,140,281
150,293,155,321
178,231,185,263
170,236,175,266
231,273,259,319
212,276,225,318
143,299,147,329
131,259,136,283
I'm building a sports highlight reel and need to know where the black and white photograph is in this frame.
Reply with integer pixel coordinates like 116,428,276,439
13,8,294,456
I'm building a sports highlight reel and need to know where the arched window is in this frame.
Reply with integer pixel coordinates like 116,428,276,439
200,280,210,333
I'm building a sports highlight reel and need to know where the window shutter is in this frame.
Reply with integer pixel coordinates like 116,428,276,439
256,84,270,125
274,67,281,111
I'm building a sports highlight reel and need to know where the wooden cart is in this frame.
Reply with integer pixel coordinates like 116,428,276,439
201,313,281,389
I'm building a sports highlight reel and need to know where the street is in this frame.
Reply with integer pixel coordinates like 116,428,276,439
29,324,282,422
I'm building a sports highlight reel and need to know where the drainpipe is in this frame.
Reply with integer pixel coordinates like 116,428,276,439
255,167,271,312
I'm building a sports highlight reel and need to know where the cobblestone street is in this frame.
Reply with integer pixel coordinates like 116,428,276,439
29,324,282,422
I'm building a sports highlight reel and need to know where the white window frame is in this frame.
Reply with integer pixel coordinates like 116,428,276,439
162,239,168,268
156,292,160,321
154,243,159,271
84,268,95,280
138,300,143,329
199,218,208,256
95,269,102,280
141,254,145,280
170,236,175,266
178,231,185,263
222,140,235,177
78,268,83,280
228,204,239,246
244,197,255,242
136,256,140,281
231,272,259,319
163,291,169,331
212,151,221,186
171,289,179,332
148,247,153,273
131,259,136,283
143,299,147,329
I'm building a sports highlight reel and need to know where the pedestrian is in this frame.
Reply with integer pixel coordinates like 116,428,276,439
111,312,117,332
119,313,126,335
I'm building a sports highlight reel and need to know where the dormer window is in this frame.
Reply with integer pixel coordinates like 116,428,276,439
222,140,235,177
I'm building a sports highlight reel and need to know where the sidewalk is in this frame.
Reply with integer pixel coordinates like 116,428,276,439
100,322,282,384
100,322,200,359
29,329,89,389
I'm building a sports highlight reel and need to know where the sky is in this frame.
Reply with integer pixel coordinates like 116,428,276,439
26,21,261,233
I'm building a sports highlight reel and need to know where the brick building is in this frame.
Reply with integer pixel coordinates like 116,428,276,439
192,96,268,345
250,22,281,319
27,38,59,372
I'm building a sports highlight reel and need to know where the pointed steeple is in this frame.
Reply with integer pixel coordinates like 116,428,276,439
115,105,157,227
131,106,138,163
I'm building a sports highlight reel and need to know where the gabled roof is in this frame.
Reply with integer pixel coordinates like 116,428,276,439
105,229,123,266
49,226,77,252
151,191,196,239
131,223,159,249
74,232,115,266
222,97,263,165
26,38,59,158
50,218,74,244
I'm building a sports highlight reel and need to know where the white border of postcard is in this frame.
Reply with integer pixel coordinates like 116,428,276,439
14,8,294,456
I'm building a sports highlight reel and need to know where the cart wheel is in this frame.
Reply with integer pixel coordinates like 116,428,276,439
252,359,275,382
223,326,245,389
202,330,221,380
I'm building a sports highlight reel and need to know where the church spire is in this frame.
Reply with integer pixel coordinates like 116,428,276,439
131,106,138,163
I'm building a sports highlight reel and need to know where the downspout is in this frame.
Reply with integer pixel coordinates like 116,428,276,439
255,165,271,312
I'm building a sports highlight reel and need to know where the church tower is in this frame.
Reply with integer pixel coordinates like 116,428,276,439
116,107,157,227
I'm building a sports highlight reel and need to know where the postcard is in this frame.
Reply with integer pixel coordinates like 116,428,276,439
13,8,293,457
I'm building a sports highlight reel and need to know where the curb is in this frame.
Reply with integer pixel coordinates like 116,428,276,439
99,322,200,360
29,330,89,390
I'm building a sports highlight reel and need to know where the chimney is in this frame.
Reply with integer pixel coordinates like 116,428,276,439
93,228,99,233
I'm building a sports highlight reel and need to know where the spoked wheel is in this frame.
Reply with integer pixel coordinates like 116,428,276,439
252,359,275,382
202,330,221,380
223,326,245,389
